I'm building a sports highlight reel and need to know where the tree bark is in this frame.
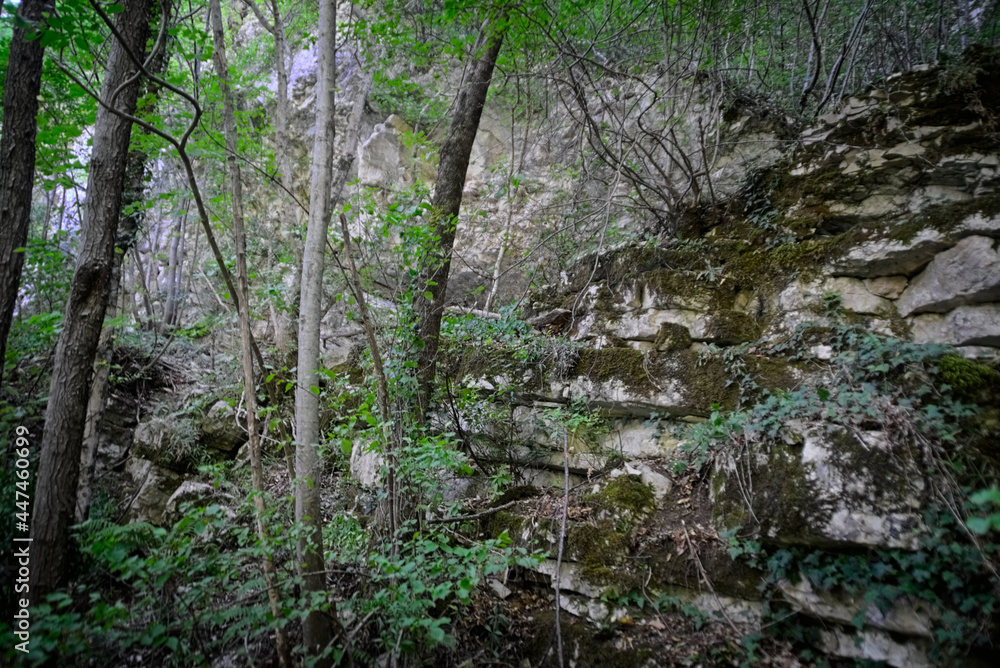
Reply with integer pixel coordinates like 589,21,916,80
76,7,173,523
269,0,300,351
131,245,156,327
413,14,506,418
208,1,291,665
30,0,154,600
295,0,337,660
162,206,186,328
0,0,54,389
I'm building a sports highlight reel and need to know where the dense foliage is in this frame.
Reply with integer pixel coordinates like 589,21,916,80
2,0,1000,666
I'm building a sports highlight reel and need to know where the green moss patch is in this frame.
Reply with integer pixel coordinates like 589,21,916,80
655,322,693,352
573,348,655,394
713,442,831,546
724,235,848,288
568,521,630,584
481,510,525,541
702,310,761,345
936,355,1000,405
585,475,657,536
593,475,657,516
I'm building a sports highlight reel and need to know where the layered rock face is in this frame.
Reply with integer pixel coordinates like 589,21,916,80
441,55,1000,667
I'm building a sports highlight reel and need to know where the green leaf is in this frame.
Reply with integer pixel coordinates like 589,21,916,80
966,517,992,534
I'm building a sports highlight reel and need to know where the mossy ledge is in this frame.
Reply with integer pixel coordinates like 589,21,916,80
573,347,655,393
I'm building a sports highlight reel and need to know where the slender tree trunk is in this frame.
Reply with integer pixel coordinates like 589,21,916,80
163,208,186,328
172,211,186,326
126,260,143,324
41,189,55,243
208,1,291,664
295,0,338,659
57,188,67,235
241,0,300,352
30,0,154,600
413,13,506,417
76,11,172,523
270,0,302,351
0,0,54,389
132,246,156,327
184,207,202,321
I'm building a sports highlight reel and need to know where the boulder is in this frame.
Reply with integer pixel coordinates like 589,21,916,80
606,308,698,342
638,269,720,311
322,339,360,373
131,415,200,472
897,235,1000,316
949,303,1000,346
357,118,412,188
908,313,952,345
350,439,384,488
550,348,734,417
779,577,935,637
163,481,235,524
200,401,247,454
125,457,184,525
602,420,681,459
528,308,572,333
818,628,931,668
610,462,672,501
689,310,761,344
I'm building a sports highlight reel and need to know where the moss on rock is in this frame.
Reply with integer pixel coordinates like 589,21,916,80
713,441,831,546
703,310,761,345
481,510,525,541
594,475,657,516
725,235,848,288
573,347,655,393
568,521,630,584
655,322,693,352
585,474,657,536
659,349,740,412
524,611,655,667
936,355,1000,405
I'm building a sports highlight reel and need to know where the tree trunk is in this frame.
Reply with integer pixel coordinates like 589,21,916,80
0,0,54,389
208,1,290,665
413,14,506,417
76,12,173,523
295,0,338,660
163,207,186,328
131,245,156,327
30,0,154,600
240,0,301,352
74,258,122,524
172,211,186,326
270,0,301,352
